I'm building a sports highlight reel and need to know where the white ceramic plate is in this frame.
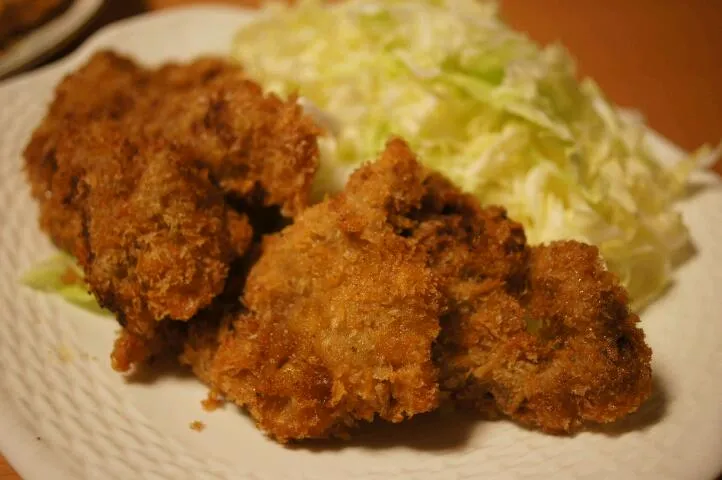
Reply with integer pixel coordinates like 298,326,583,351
0,0,103,79
0,7,721,480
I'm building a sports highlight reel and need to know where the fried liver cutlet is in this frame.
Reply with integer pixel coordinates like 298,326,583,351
504,241,652,432
25,49,651,439
181,157,443,442
24,52,153,252
25,51,318,252
23,51,320,371
139,73,319,218
65,125,235,371
24,52,241,252
348,139,653,433
180,138,650,441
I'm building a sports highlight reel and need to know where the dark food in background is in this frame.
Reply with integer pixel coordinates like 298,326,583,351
0,0,71,49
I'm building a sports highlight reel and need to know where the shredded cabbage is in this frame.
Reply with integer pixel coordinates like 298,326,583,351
233,0,719,310
21,253,110,315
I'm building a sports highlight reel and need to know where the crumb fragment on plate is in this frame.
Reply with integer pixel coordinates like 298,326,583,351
55,344,73,363
59,266,83,286
201,390,224,412
189,420,205,432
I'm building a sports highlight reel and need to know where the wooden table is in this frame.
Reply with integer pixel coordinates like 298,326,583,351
2,1,721,478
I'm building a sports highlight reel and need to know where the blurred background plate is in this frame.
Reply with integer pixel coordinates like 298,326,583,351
0,0,103,79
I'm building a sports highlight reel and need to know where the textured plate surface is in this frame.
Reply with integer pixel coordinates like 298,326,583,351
0,7,721,480
0,0,103,79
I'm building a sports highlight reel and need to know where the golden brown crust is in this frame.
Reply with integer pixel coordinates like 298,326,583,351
25,54,147,185
181,141,443,442
80,136,232,327
48,121,234,371
24,51,319,253
319,138,652,433
26,54,651,438
24,52,151,252
189,210,442,441
435,242,653,432
381,159,654,432
516,242,652,430
139,76,320,217
23,51,320,372
181,138,652,440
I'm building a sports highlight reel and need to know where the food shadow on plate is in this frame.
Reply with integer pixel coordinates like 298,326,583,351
588,374,669,437
122,355,195,384
123,361,667,449
296,374,669,451
498,375,668,441
121,355,668,446
635,239,697,316
289,407,482,453
684,178,722,202
671,239,697,270
637,173,718,313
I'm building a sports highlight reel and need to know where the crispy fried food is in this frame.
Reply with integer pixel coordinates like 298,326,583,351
25,51,318,252
78,137,231,325
26,50,651,438
511,242,652,431
434,240,654,432
24,52,239,252
352,140,653,433
0,0,69,47
47,120,239,371
24,52,152,252
139,73,320,217
23,51,320,371
181,138,651,441
67,127,236,372
181,146,443,441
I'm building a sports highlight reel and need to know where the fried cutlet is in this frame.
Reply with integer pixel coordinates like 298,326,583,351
25,50,651,438
23,51,320,371
25,51,318,252
138,73,319,218
65,125,236,371
180,155,443,442
347,139,653,433
23,52,243,252
24,52,151,252
181,138,651,441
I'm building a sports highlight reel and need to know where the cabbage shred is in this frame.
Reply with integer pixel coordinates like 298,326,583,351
21,253,110,315
233,0,716,310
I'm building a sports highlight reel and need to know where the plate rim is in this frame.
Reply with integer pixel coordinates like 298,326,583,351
0,6,719,480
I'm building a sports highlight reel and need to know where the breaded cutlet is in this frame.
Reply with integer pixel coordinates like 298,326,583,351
180,139,651,441
23,51,320,371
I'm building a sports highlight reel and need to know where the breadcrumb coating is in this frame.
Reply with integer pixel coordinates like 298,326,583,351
181,142,444,441
23,51,320,371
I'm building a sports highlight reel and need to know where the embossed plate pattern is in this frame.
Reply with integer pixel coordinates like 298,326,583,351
0,7,720,480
